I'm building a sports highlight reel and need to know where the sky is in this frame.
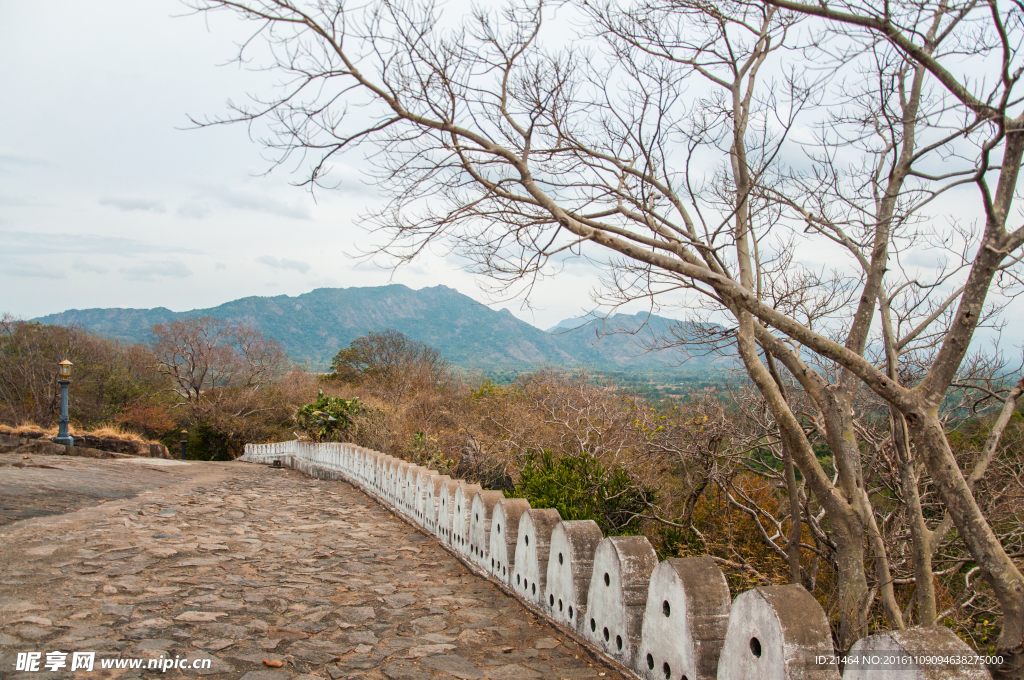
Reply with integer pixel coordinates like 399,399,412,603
1,2,1021,353
0,0,607,330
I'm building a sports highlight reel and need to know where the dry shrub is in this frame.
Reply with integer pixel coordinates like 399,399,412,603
0,422,159,445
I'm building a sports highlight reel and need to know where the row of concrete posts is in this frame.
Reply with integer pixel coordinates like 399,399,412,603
240,440,990,680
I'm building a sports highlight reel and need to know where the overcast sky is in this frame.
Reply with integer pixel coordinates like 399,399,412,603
2,2,1022,353
0,0,612,329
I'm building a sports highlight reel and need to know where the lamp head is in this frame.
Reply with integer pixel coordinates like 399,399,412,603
58,359,73,379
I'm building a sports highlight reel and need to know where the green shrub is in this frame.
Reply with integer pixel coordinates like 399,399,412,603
509,450,654,535
178,421,241,461
295,390,361,442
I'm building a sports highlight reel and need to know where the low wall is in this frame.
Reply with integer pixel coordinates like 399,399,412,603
0,431,169,458
241,441,990,680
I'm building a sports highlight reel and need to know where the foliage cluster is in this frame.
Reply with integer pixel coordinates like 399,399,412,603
295,390,361,442
0,315,319,461
322,331,1024,654
509,450,653,536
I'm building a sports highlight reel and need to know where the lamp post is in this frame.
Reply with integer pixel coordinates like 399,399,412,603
180,429,188,461
55,360,74,447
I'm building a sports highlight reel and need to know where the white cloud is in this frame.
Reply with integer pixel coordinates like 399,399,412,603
1,261,66,280
0,230,199,257
72,261,109,274
257,255,311,274
99,197,166,213
120,260,192,281
176,201,212,219
213,186,312,220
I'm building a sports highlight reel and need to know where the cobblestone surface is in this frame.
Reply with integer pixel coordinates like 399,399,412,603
0,455,629,680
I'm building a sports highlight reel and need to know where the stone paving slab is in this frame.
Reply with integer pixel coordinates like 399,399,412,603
0,453,196,526
0,455,629,680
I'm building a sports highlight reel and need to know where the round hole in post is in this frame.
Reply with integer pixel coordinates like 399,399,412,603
497,524,501,534
475,513,479,522
531,583,536,595
590,618,596,632
647,654,654,670
603,627,609,642
558,599,563,611
516,574,521,586
558,553,563,565
550,594,555,607
662,662,671,679
604,573,610,586
662,600,671,617
616,635,622,651
491,558,495,568
749,637,762,658
525,534,529,546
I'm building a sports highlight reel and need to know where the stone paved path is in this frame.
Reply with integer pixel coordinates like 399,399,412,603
1,455,629,680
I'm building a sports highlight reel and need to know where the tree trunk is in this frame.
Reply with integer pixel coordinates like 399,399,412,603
912,412,1024,679
821,399,904,631
833,516,871,651
891,406,937,625
784,451,803,585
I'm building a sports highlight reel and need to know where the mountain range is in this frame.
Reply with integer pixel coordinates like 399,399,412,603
33,285,732,373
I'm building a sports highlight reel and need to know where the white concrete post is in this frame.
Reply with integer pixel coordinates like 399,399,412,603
512,508,562,607
717,585,839,680
545,519,605,630
395,461,411,507
469,490,505,569
372,454,386,493
414,469,438,524
437,479,462,544
370,450,379,487
361,449,373,486
424,474,452,534
452,483,482,557
364,447,374,484
843,626,991,680
353,447,363,483
387,459,400,502
403,465,425,516
582,535,658,666
636,557,730,680
378,454,388,494
487,498,531,584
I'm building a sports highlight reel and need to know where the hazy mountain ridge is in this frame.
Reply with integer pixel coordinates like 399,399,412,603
33,285,729,373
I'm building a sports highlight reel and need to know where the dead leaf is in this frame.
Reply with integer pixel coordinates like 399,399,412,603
263,660,284,668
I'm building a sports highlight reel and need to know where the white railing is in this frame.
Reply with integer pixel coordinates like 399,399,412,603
239,441,985,680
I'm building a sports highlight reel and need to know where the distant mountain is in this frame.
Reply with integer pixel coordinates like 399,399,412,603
33,285,732,373
548,312,733,371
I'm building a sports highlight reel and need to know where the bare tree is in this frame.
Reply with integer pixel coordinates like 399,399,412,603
0,315,168,431
152,316,286,420
330,329,451,405
185,0,1024,668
